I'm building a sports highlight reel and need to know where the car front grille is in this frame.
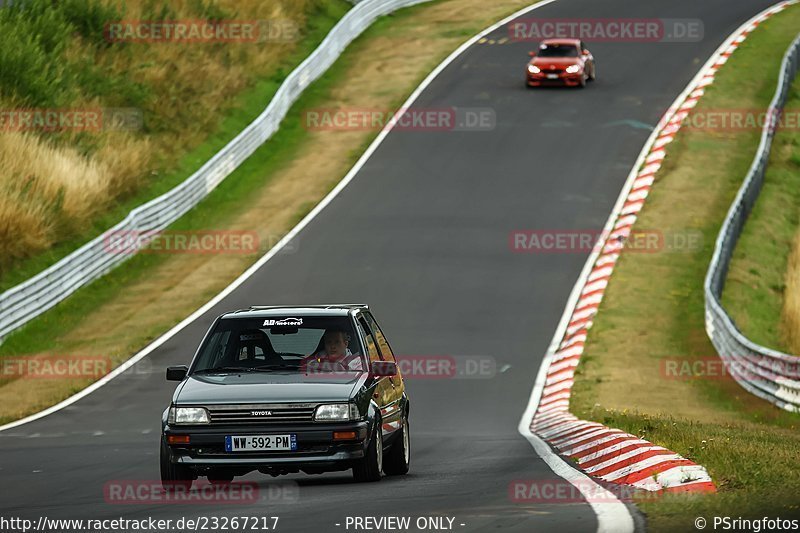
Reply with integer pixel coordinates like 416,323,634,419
542,68,563,74
206,403,318,426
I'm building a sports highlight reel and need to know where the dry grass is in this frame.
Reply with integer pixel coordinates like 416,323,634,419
782,231,800,353
0,0,537,421
0,0,324,275
721,84,800,353
0,131,151,264
568,5,800,528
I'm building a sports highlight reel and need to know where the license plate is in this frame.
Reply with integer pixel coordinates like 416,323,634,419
546,74,559,79
225,434,297,452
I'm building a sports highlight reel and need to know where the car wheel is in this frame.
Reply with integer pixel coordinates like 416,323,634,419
353,420,383,482
578,73,587,88
383,416,410,476
160,438,194,492
588,63,596,81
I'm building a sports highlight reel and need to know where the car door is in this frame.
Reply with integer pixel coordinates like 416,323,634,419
355,314,399,441
363,312,405,435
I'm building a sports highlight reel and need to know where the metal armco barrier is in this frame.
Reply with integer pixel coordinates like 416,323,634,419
0,0,431,341
705,33,800,412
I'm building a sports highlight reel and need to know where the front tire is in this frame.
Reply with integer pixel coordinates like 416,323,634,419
353,421,383,482
160,438,193,491
383,416,410,476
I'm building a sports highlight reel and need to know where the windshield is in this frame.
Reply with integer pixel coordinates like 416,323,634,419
537,44,579,58
191,316,366,374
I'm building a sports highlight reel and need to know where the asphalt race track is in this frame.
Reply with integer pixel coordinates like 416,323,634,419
0,0,780,531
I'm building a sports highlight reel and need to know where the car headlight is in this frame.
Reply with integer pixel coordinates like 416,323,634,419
314,403,360,422
168,406,210,425
527,64,541,74
565,65,581,74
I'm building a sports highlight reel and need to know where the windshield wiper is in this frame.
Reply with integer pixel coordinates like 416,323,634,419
249,365,295,372
193,366,255,374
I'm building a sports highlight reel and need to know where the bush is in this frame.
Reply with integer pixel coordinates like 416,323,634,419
0,0,131,107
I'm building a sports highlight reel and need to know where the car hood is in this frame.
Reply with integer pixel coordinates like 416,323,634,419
531,57,582,67
174,372,363,405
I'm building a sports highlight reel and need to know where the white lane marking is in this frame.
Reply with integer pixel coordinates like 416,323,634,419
517,0,800,524
583,446,667,474
576,439,654,464
517,428,636,533
601,454,684,482
0,0,552,434
1,0,637,530
537,420,583,438
564,433,641,457
554,429,620,450
11,0,784,526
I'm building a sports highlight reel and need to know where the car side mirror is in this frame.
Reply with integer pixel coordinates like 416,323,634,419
166,365,188,381
371,361,398,378
528,51,535,57
582,49,590,56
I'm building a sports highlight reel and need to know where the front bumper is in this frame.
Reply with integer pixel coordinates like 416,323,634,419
163,421,370,474
526,72,583,86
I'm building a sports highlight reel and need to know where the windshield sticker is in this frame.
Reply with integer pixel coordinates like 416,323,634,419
263,317,303,326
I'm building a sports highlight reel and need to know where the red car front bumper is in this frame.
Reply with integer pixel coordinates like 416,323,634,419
526,72,583,87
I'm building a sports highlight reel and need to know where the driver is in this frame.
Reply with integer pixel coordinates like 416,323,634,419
308,329,363,371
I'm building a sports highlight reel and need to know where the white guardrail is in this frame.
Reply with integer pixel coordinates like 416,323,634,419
0,0,432,341
705,33,800,412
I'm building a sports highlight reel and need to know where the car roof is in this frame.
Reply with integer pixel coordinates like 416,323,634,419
541,38,581,46
221,304,369,319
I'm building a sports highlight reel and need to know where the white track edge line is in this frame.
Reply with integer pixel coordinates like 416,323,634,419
0,1,551,433
3,2,630,531
0,3,560,424
517,2,794,531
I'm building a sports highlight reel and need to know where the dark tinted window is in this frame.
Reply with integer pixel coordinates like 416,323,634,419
358,317,383,363
192,316,365,373
364,313,395,363
537,44,579,58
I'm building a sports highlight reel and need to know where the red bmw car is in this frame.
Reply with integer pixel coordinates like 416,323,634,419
526,39,596,88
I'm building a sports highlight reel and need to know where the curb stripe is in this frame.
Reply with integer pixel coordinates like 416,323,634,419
526,1,799,496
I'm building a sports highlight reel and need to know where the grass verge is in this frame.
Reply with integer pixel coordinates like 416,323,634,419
721,76,800,354
0,0,539,423
0,0,350,289
570,6,800,531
